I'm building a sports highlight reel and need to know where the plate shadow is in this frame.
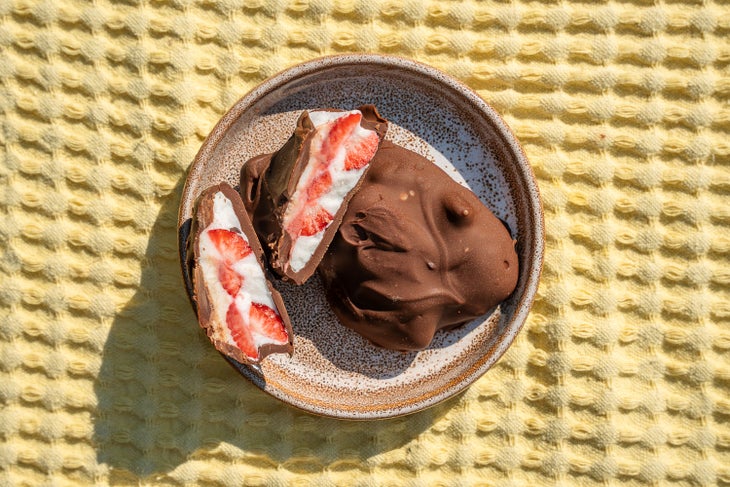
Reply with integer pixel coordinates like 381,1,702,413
92,177,456,478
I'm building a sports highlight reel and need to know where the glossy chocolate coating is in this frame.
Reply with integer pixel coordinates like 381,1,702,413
187,183,293,364
318,141,519,351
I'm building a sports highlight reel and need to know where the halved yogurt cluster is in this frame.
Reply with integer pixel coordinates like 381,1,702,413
191,107,386,365
189,184,292,364
282,110,381,273
244,105,388,285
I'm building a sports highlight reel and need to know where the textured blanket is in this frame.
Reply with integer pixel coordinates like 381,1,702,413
1,0,728,485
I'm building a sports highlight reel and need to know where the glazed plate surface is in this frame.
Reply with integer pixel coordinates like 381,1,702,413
178,55,544,419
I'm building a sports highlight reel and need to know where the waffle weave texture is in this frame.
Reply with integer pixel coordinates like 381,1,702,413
1,0,729,485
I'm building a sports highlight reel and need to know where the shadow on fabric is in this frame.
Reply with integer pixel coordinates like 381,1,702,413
92,178,455,480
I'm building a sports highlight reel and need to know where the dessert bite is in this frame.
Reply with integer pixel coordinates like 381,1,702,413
188,183,293,364
240,105,388,285
318,141,519,351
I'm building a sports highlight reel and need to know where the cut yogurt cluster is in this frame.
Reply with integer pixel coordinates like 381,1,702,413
242,105,388,285
188,183,293,364
283,111,381,271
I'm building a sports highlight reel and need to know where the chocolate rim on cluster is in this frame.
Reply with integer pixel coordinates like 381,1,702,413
187,183,293,364
240,105,388,285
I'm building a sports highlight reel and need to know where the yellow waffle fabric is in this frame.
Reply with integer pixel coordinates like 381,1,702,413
1,0,729,485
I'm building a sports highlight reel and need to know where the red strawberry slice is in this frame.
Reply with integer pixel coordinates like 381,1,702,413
306,170,332,202
286,204,333,238
226,303,258,360
249,302,288,343
207,228,252,264
344,130,379,171
218,263,243,296
318,112,361,161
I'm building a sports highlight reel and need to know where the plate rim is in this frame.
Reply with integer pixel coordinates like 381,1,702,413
178,53,545,420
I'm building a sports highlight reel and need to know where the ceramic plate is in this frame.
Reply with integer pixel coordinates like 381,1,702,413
178,54,544,419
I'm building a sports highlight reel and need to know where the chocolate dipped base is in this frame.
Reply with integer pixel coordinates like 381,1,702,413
318,141,519,351
240,105,388,285
187,183,293,364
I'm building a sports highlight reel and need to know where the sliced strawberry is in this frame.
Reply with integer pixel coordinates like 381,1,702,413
286,204,333,238
218,263,243,296
344,130,379,171
318,112,361,161
306,170,332,201
207,228,252,264
299,205,333,237
226,303,258,360
249,302,288,343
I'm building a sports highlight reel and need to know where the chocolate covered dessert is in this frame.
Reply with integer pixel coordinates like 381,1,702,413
318,141,519,351
187,183,293,364
240,105,388,285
